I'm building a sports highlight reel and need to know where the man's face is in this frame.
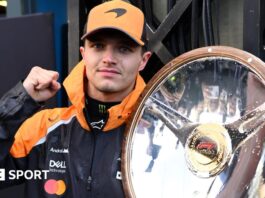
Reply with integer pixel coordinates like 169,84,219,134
80,30,151,102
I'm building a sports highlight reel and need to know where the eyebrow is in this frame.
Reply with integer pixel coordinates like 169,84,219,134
87,37,138,48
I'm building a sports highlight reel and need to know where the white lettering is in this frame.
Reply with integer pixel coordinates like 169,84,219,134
42,170,49,179
24,170,33,179
50,147,69,153
8,170,15,180
34,170,41,180
17,170,24,179
4,170,50,180
49,160,66,169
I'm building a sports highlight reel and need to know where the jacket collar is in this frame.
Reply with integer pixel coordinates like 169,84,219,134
63,61,146,131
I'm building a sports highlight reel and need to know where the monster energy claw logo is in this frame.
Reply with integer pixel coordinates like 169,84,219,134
99,104,107,114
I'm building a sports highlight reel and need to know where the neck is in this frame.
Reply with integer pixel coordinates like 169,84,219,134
87,88,132,102
85,94,120,114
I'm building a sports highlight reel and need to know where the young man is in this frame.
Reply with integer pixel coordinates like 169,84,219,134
0,1,151,197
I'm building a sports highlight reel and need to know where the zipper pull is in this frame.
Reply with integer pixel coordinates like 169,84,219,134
86,176,92,190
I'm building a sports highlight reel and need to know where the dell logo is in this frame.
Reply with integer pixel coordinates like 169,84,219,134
49,160,66,169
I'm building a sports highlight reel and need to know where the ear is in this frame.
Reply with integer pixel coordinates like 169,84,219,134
138,51,152,71
80,46,85,59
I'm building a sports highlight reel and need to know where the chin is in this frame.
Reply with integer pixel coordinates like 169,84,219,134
97,85,118,93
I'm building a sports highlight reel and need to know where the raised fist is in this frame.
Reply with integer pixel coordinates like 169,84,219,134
23,66,61,102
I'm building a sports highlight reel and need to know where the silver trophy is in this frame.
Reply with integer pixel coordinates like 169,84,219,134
122,46,265,198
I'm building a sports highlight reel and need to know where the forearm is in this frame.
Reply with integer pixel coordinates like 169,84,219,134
0,82,41,146
0,83,43,188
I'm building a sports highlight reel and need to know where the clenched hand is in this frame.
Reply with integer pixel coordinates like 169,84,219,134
23,66,61,102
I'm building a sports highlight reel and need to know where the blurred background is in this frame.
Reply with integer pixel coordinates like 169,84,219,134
0,0,264,197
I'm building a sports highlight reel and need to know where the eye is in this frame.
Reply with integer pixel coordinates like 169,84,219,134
95,43,104,49
119,46,133,54
90,42,104,50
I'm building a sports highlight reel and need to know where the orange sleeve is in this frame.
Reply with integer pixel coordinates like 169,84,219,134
10,107,76,158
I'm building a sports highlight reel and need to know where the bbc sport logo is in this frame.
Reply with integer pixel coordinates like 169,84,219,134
0,169,66,195
0,169,48,180
0,169,5,181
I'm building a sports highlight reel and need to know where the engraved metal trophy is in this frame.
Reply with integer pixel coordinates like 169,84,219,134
122,46,265,198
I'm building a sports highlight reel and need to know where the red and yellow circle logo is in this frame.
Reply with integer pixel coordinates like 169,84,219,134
44,179,66,195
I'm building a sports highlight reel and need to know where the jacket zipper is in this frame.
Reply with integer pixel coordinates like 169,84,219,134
83,107,109,191
86,129,95,191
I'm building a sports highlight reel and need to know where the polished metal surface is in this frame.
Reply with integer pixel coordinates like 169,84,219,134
123,47,265,198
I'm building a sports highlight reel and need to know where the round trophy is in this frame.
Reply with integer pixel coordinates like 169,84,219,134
122,46,265,198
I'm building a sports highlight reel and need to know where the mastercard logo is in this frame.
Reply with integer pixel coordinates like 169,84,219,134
44,179,66,195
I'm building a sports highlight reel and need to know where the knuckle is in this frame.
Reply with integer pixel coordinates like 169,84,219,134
32,66,41,71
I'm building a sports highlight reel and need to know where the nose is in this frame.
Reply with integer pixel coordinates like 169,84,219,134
102,48,117,65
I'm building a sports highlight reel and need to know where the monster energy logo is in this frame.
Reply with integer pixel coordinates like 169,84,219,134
99,104,107,114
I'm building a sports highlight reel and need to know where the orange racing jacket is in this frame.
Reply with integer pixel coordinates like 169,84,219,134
0,61,146,198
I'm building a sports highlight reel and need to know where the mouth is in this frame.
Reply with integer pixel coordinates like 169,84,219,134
99,68,120,73
97,68,121,77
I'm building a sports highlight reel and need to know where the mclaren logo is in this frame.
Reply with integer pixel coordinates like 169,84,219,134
105,8,127,18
